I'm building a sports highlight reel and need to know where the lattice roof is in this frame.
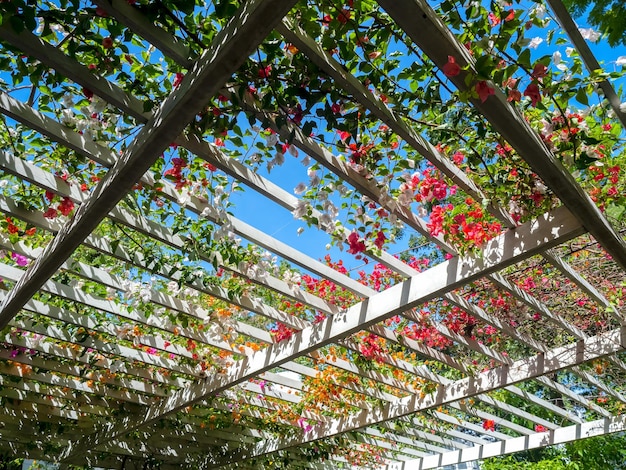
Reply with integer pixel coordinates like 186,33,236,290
1,0,626,469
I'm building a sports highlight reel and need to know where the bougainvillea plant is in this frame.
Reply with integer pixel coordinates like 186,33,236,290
0,0,625,468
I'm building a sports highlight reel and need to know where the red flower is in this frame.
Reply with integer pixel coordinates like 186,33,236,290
374,231,386,249
43,208,58,219
258,65,272,79
58,197,75,216
331,102,342,114
6,218,18,234
270,322,294,342
173,72,184,88
524,83,541,107
82,88,94,99
535,424,547,432
337,8,351,24
442,56,461,77
347,232,366,254
483,419,496,431
475,81,495,103
102,37,114,49
504,9,515,21
507,89,521,102
531,63,548,81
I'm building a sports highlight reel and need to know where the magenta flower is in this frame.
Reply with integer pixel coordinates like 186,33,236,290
11,252,29,267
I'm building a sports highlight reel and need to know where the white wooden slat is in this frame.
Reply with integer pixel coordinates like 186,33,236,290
7,317,194,380
0,361,153,406
376,423,469,450
489,272,587,339
430,411,513,441
0,341,169,398
0,264,234,366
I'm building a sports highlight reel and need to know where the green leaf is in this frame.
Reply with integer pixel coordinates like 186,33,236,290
517,48,531,68
575,88,589,106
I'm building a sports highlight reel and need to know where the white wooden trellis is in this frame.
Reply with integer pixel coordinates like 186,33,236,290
0,0,624,468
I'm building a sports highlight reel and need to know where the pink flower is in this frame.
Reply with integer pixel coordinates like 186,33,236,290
535,424,547,432
374,231,386,249
442,56,461,77
524,83,541,107
173,72,184,88
11,252,29,267
475,81,495,103
488,12,500,27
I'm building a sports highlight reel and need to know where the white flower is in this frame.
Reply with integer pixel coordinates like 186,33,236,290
617,56,626,66
177,188,190,206
266,132,278,146
529,37,543,49
619,102,626,113
287,144,298,157
324,200,338,218
565,47,575,57
534,180,547,194
301,155,311,166
292,200,309,219
418,206,428,218
579,27,600,42
62,93,74,108
552,51,562,64
533,4,546,19
297,227,304,235
167,281,180,295
274,151,285,166
61,109,74,126
308,168,320,187
294,182,307,195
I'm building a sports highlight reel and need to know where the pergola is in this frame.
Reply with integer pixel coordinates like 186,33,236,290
0,0,626,468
